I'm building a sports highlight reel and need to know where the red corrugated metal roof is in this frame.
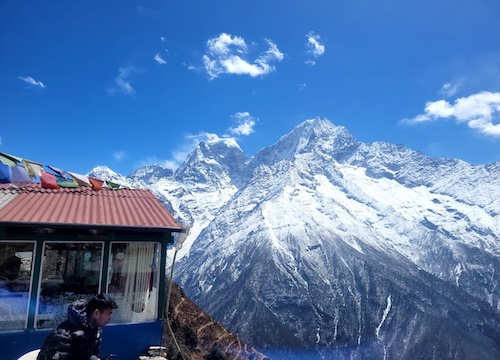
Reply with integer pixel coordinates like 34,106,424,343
0,184,181,231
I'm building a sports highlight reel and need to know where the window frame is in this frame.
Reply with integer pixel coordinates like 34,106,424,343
34,240,105,329
0,240,37,332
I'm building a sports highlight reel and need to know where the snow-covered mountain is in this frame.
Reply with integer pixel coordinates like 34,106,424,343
87,165,129,185
90,118,500,359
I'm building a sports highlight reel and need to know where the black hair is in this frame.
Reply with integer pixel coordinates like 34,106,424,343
86,293,118,313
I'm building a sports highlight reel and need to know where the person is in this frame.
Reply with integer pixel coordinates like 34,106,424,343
0,255,21,280
37,293,118,360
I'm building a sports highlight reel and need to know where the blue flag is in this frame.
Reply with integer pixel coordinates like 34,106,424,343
0,163,11,183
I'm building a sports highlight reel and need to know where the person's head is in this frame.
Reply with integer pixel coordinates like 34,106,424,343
0,256,21,279
86,293,118,328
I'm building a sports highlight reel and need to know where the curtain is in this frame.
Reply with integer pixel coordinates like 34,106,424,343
123,243,155,314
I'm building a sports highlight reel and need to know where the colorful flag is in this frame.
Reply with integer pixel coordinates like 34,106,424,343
105,181,121,189
0,152,20,167
68,171,91,187
88,177,104,191
40,171,59,189
55,175,79,188
11,164,32,186
47,165,71,180
0,163,11,183
23,159,43,178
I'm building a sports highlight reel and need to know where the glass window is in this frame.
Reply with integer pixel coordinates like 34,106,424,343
107,242,160,323
0,241,35,332
36,242,103,329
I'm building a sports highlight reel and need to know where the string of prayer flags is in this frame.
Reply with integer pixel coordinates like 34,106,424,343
0,151,129,191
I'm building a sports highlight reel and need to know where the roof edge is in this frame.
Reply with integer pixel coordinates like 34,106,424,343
0,221,182,233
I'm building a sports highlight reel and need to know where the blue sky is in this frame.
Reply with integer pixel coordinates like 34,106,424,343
1,0,500,176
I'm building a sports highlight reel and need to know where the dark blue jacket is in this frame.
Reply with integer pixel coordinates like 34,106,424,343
37,299,102,360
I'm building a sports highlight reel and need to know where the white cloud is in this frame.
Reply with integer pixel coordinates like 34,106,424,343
403,91,500,137
186,132,220,145
263,39,285,62
203,33,284,79
114,151,126,161
160,36,167,42
228,112,257,136
439,82,461,97
18,76,45,88
305,31,325,65
107,67,136,95
154,53,167,65
207,33,247,56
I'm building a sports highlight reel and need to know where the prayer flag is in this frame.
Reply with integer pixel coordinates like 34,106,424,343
106,181,121,189
40,171,59,189
68,171,91,187
0,163,11,183
47,165,71,180
23,159,43,178
11,164,32,186
56,175,79,188
0,152,19,167
88,177,104,191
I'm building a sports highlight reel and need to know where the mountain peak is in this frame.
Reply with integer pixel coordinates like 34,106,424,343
87,165,129,186
174,135,250,188
254,117,358,166
205,134,241,150
87,165,120,178
128,164,174,185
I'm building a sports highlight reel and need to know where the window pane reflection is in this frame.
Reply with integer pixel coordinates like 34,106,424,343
108,242,160,323
0,241,35,331
36,242,103,329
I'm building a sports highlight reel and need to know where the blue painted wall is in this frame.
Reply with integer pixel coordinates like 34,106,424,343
0,320,163,360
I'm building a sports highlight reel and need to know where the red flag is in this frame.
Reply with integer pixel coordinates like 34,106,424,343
89,177,104,191
41,171,59,189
